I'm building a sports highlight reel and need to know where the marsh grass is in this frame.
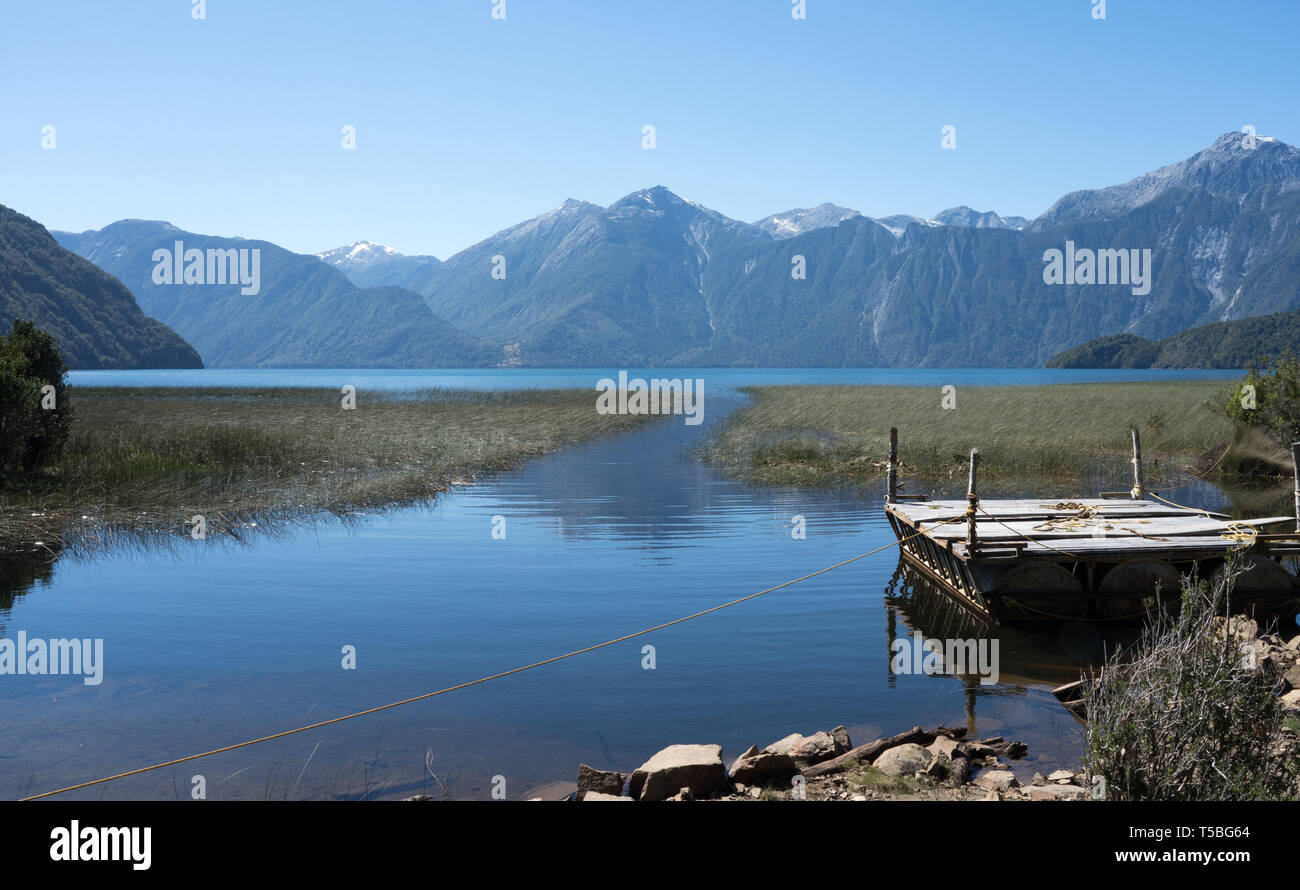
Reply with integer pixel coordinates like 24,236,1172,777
705,382,1236,497
847,765,920,795
0,386,651,552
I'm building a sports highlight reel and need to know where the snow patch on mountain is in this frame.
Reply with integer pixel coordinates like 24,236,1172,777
754,203,862,238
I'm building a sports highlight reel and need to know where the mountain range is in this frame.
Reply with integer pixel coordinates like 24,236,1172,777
37,129,1300,369
55,222,489,368
0,205,201,369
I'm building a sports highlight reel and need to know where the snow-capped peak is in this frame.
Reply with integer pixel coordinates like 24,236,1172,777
317,241,402,264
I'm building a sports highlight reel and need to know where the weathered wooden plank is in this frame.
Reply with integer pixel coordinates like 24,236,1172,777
888,498,1228,524
925,516,1292,542
951,535,1258,559
891,498,1220,514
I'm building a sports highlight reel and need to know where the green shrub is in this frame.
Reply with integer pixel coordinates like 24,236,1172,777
1082,562,1298,801
1226,352,1300,448
0,319,71,482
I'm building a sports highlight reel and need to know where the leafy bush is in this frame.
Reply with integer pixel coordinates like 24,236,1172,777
0,319,71,482
1082,563,1298,801
1226,352,1300,448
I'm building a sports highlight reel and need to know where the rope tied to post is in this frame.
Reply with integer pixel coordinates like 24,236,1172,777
964,448,980,546
1130,428,1146,500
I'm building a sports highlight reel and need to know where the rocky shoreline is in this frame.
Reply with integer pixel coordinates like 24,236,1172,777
564,724,1093,802
403,623,1299,802
559,621,1300,802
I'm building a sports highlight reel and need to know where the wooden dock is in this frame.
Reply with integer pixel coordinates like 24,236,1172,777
882,430,1300,624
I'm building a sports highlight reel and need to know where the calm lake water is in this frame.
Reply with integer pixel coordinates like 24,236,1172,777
1,368,1251,800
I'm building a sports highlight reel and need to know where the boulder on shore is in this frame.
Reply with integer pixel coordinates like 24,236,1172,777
763,728,850,765
1283,662,1300,692
729,745,798,784
1027,784,1088,801
801,726,958,778
944,756,972,787
872,743,930,777
629,744,726,801
975,769,1019,792
927,735,962,762
577,764,626,799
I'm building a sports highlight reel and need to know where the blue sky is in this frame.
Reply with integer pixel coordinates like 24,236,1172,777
1,0,1295,258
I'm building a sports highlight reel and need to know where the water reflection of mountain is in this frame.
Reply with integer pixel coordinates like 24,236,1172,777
497,415,725,544
476,396,875,547
0,408,747,609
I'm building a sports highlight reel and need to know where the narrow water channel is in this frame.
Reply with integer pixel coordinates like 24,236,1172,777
1,370,1247,800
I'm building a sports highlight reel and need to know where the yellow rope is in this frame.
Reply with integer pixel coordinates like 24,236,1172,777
20,517,960,801
1033,516,1110,533
1116,526,1171,542
1148,490,1216,518
976,505,1084,558
1220,521,1259,546
1148,491,1259,546
1038,501,1101,518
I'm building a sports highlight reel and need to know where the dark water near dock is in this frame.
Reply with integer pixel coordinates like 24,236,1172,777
0,368,1252,800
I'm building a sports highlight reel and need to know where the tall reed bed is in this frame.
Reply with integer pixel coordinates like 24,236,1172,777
0,386,651,549
705,381,1234,497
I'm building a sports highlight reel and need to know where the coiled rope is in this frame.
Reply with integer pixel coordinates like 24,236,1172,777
1220,521,1260,546
976,505,1083,558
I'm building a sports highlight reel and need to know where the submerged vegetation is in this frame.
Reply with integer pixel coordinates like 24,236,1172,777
0,386,651,550
705,381,1234,497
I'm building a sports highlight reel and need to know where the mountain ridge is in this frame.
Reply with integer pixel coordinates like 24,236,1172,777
54,221,490,368
49,129,1300,369
1,205,202,370
1046,308,1300,369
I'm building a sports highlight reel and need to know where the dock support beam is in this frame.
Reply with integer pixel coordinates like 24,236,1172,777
1292,441,1300,533
887,427,898,504
966,448,980,547
1130,428,1145,500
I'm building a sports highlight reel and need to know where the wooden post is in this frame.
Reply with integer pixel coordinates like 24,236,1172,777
886,427,898,504
1130,428,1145,500
1292,442,1300,533
966,448,980,546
